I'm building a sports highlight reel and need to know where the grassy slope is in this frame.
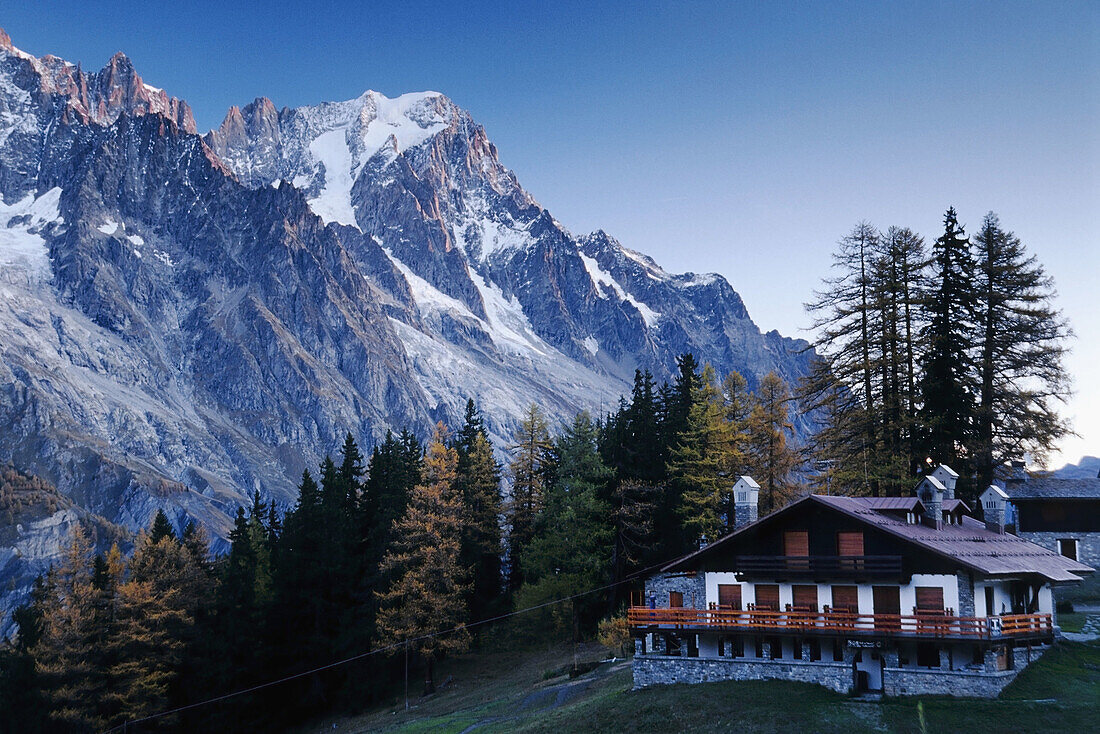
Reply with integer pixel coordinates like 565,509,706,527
319,641,1100,734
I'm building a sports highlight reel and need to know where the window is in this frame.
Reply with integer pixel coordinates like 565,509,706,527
792,585,819,612
984,586,995,617
784,530,809,556
917,643,940,668
837,531,864,556
808,639,822,661
669,591,684,608
754,584,780,611
831,585,859,614
1058,538,1078,562
915,587,945,614
718,584,742,610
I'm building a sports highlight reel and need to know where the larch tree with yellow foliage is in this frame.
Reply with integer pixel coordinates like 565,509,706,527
375,422,469,694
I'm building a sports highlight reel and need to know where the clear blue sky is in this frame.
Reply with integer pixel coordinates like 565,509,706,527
5,1,1099,464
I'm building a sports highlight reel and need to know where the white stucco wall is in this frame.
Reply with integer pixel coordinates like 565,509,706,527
704,572,962,615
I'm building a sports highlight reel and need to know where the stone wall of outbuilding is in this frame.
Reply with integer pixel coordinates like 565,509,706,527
1018,531,1100,570
644,572,707,609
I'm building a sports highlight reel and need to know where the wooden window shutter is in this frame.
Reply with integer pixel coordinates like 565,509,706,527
831,585,858,613
718,584,742,610
784,531,809,556
754,584,780,611
837,531,864,556
872,586,901,615
669,591,684,608
792,585,818,612
915,587,944,612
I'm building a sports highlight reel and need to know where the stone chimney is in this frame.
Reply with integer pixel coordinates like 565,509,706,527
979,485,1008,534
931,464,958,501
915,476,945,529
732,475,760,529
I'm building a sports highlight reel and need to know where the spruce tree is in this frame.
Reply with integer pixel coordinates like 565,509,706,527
506,404,552,593
453,402,504,624
516,412,612,636
149,509,176,544
919,207,977,475
376,423,469,694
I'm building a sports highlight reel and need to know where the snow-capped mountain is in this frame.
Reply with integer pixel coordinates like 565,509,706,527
0,30,813,625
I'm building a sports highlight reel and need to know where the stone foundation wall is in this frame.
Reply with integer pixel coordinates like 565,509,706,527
882,667,1018,698
632,655,852,693
634,645,1049,698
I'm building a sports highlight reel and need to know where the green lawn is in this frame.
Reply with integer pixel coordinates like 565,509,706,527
316,640,1100,733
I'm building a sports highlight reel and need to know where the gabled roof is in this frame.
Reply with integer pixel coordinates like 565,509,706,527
1003,477,1100,500
917,475,947,492
736,475,760,488
852,497,922,511
942,499,971,513
664,494,1093,583
935,464,959,478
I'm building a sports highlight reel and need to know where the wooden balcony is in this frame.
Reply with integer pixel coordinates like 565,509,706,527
733,555,904,579
627,606,1054,641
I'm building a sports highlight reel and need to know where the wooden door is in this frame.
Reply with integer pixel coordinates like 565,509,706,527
669,591,684,608
718,584,742,610
754,584,780,611
792,585,819,612
873,586,901,630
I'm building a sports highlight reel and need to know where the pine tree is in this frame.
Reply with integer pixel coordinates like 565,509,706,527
972,212,1072,485
376,423,469,694
453,401,504,625
919,207,977,475
506,404,552,593
747,372,802,512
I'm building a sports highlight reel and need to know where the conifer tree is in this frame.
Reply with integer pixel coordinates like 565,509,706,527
376,423,469,693
919,207,977,475
506,404,552,593
453,400,504,624
747,372,802,512
517,412,612,635
971,212,1072,485
670,364,738,546
32,524,108,731
149,509,176,544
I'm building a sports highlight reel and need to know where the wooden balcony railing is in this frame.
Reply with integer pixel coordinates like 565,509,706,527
733,555,903,578
627,606,1054,640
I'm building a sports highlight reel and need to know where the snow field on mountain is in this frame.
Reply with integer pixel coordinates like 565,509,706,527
577,251,661,326
0,187,61,277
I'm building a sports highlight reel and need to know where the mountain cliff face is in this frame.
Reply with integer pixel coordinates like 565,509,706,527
0,31,813,627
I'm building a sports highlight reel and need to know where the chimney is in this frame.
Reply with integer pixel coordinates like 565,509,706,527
915,476,945,529
732,476,760,529
931,464,958,500
1009,459,1028,482
980,485,1008,534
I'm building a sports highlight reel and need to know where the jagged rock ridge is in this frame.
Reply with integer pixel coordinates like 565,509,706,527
0,30,813,627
